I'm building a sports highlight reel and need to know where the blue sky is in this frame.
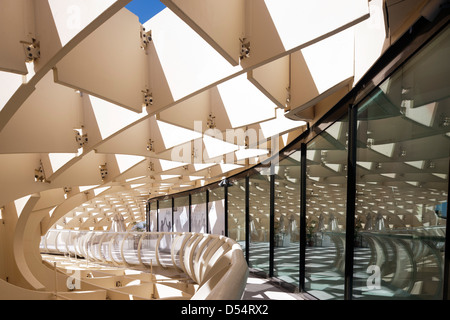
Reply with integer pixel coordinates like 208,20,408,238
126,0,166,23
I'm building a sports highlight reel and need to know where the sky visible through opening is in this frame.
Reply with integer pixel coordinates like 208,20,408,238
125,0,166,24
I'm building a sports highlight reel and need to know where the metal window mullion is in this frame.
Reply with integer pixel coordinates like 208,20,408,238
206,190,209,234
344,105,357,300
156,200,160,232
300,143,307,292
443,158,450,300
171,197,174,232
224,185,228,237
269,173,275,278
245,176,250,263
189,194,192,232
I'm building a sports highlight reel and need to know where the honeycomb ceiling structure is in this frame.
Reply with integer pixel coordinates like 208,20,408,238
0,0,431,232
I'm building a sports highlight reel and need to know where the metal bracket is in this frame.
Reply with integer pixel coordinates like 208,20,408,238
75,130,88,148
34,160,48,183
285,86,291,109
99,164,108,181
207,113,216,129
142,89,153,106
146,139,155,152
22,39,40,62
239,38,250,60
140,26,152,49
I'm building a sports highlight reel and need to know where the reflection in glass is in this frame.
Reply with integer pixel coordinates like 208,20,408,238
158,199,172,232
305,115,349,300
274,152,301,287
249,169,271,274
149,202,157,232
174,196,189,232
353,26,449,300
191,192,207,233
158,199,172,253
228,179,246,252
208,187,225,236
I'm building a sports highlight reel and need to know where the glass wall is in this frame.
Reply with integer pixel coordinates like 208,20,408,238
146,21,449,300
353,25,450,300
274,151,301,286
228,178,247,252
208,187,225,236
191,192,207,233
305,115,349,300
248,169,271,274
174,195,190,232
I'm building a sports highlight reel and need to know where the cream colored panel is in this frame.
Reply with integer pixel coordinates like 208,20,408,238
161,0,245,66
241,0,369,69
354,0,388,84
158,90,211,132
144,9,240,104
282,32,354,120
47,0,117,47
0,71,82,154
93,115,201,159
0,0,33,74
0,154,49,207
88,95,146,140
54,8,147,113
94,118,151,157
216,74,276,128
248,109,306,141
248,55,290,109
32,0,118,72
0,71,24,112
50,151,107,186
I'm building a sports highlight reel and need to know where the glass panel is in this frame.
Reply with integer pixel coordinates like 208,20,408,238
191,192,207,233
305,115,349,300
158,199,172,232
353,26,449,300
274,151,301,287
249,169,271,274
174,196,189,232
149,201,157,232
208,187,225,236
228,178,246,252
158,199,172,254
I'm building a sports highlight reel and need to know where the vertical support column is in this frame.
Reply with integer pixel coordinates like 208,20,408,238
443,159,450,300
188,194,192,232
299,143,307,292
224,184,229,237
245,175,250,263
269,172,275,278
146,201,150,232
206,190,210,234
344,105,357,300
156,200,160,232
171,197,174,232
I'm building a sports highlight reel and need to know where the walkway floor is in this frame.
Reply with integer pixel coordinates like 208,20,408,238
243,274,305,300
